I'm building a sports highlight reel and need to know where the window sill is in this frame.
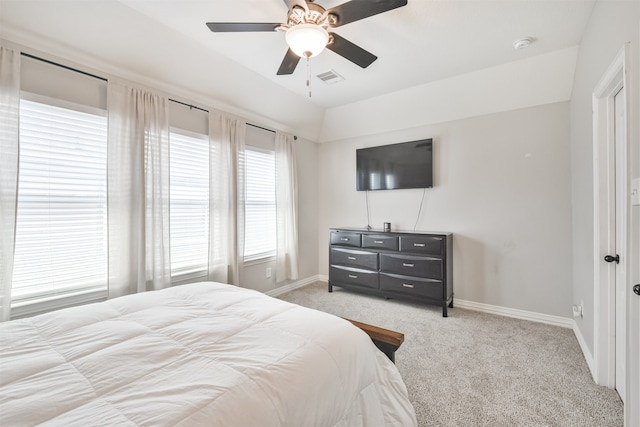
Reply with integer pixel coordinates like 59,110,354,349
11,288,108,320
244,253,276,266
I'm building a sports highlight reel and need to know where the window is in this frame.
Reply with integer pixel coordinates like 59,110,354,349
244,146,276,260
11,95,108,315
169,129,209,284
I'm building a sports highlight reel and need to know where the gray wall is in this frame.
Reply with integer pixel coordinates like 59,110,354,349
318,102,573,317
569,0,640,355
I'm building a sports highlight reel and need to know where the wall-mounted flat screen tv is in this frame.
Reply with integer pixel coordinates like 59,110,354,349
356,139,433,191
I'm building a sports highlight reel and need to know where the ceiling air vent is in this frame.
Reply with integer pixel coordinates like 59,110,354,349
316,70,345,85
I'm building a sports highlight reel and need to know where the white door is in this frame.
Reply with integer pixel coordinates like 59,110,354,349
629,225,640,426
592,47,634,419
613,87,625,403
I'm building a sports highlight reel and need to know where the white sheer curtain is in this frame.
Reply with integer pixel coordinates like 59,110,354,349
275,132,299,282
107,80,171,298
0,46,20,321
208,111,246,286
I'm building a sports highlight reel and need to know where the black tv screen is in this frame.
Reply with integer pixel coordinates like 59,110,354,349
356,139,433,191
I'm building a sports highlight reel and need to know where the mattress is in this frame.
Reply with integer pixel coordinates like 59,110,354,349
0,282,417,426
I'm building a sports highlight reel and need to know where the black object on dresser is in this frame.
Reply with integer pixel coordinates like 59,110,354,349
328,228,454,317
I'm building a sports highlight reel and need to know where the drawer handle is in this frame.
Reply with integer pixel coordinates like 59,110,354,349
341,238,349,241
402,283,415,288
374,240,383,244
348,274,358,279
413,243,426,247
347,256,357,260
403,263,414,267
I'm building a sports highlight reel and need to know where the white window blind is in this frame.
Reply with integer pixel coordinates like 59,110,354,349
12,96,108,313
169,130,209,284
244,146,276,260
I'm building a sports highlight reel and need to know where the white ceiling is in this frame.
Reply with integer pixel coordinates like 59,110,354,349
0,0,595,138
2,0,595,106
120,0,596,108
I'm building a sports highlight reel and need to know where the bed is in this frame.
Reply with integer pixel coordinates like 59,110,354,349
0,281,417,426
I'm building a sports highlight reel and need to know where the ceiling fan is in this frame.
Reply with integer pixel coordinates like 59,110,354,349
206,0,408,76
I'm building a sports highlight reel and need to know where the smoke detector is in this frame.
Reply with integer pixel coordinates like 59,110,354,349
513,38,532,50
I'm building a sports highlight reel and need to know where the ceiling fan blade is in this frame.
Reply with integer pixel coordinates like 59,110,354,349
277,49,301,75
326,32,377,68
206,22,281,32
282,0,308,12
327,0,407,27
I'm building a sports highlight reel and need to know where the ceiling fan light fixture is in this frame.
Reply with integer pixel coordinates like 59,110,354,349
285,23,329,58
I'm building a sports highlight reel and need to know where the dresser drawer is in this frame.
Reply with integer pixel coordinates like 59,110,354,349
380,273,443,300
330,231,362,248
379,253,443,279
330,266,378,290
362,234,399,251
399,235,444,256
330,248,378,271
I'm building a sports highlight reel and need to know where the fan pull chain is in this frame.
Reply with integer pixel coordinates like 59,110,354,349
306,55,312,98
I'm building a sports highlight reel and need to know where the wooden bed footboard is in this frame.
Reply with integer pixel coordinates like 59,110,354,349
343,318,404,363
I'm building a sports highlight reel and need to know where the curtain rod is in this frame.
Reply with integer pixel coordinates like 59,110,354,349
20,53,297,141
169,98,208,113
20,52,108,82
247,123,298,141
169,98,297,141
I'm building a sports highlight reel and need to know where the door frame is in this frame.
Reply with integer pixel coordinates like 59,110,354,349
592,44,629,395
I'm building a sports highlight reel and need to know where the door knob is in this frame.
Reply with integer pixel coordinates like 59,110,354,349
634,284,640,296
604,254,620,264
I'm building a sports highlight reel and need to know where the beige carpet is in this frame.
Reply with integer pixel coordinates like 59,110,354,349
278,282,623,427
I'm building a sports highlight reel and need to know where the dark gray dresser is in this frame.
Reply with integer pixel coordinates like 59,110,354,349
328,228,453,317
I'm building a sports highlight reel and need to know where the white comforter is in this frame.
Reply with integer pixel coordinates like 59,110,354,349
0,282,416,426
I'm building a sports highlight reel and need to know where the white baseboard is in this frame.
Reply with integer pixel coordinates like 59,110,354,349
313,277,573,329
454,298,574,329
266,275,322,298
572,320,597,381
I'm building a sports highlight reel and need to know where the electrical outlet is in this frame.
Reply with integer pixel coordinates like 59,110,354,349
266,267,272,279
632,178,640,206
572,302,584,318
572,305,582,318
